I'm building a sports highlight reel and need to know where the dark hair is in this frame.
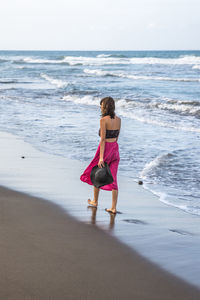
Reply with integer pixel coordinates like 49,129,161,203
100,96,115,119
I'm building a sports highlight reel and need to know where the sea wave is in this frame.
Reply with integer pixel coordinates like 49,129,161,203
192,65,200,70
83,69,115,77
130,55,200,65
96,54,111,58
0,59,8,63
139,152,173,180
96,53,128,58
149,99,200,117
7,54,200,67
62,56,128,66
23,57,69,65
14,65,27,69
18,56,128,66
0,79,17,84
40,73,69,88
62,94,100,105
83,68,200,82
61,94,200,132
81,54,200,66
139,151,200,216
142,184,200,216
118,110,200,133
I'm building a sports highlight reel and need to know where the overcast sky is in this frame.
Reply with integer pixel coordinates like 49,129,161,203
0,0,199,50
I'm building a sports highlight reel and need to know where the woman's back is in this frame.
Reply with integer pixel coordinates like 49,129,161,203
105,115,121,131
98,115,121,141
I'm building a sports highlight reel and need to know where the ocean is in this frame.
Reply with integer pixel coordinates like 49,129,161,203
0,50,200,216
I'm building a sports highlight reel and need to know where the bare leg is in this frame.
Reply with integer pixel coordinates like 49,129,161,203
88,186,100,207
106,189,118,214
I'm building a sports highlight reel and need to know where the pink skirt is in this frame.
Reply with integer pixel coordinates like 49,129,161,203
80,141,120,191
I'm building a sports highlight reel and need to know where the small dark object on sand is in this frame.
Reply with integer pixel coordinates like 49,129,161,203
138,180,143,185
21,156,25,159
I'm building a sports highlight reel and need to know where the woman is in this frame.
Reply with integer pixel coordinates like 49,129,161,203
80,96,121,214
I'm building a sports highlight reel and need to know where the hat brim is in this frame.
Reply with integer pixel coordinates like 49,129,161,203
90,162,113,188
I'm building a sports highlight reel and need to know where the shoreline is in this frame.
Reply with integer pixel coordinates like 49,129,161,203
1,185,200,299
1,130,200,288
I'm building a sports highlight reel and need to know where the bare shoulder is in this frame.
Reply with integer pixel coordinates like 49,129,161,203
100,116,107,127
115,115,121,124
100,116,109,123
117,116,121,121
100,116,107,122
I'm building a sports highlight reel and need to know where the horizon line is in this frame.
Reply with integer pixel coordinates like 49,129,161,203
0,49,200,52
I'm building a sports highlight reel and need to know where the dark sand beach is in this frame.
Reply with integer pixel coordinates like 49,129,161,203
1,186,200,299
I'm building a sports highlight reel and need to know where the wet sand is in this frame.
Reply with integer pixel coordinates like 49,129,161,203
1,186,200,299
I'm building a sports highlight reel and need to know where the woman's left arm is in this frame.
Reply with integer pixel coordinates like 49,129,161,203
98,118,106,168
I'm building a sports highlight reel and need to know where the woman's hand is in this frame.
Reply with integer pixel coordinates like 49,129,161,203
98,159,105,168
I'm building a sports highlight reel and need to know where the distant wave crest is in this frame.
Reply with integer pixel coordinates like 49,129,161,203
23,57,69,65
96,53,128,58
83,68,200,82
6,54,200,67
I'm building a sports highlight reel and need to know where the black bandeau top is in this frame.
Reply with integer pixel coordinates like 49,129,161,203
98,128,120,139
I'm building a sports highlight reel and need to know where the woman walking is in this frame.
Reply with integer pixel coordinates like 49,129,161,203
80,96,121,214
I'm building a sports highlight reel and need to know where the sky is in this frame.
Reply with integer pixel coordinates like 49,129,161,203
0,0,199,50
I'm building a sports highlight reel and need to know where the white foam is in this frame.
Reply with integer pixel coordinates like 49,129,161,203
139,153,168,180
96,54,110,58
84,69,110,76
40,73,69,88
151,102,200,115
24,57,64,64
12,54,200,67
141,184,196,215
151,190,200,216
140,173,200,216
66,54,200,66
83,68,200,82
63,56,128,66
130,55,200,65
14,65,26,69
118,109,200,133
192,65,200,70
62,95,100,105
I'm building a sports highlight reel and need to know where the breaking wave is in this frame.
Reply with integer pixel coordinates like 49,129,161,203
5,54,200,67
23,57,69,64
61,94,200,132
83,68,200,82
139,152,173,180
40,73,69,88
192,65,200,70
96,53,128,58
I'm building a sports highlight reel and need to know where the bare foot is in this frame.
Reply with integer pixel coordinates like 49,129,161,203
105,208,117,214
88,199,98,207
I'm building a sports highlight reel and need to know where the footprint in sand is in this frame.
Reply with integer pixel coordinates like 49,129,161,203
169,229,194,236
123,219,147,225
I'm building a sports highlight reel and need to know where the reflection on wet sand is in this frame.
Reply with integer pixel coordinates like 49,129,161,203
87,205,116,229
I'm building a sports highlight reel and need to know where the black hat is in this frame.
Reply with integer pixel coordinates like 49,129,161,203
90,162,113,188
